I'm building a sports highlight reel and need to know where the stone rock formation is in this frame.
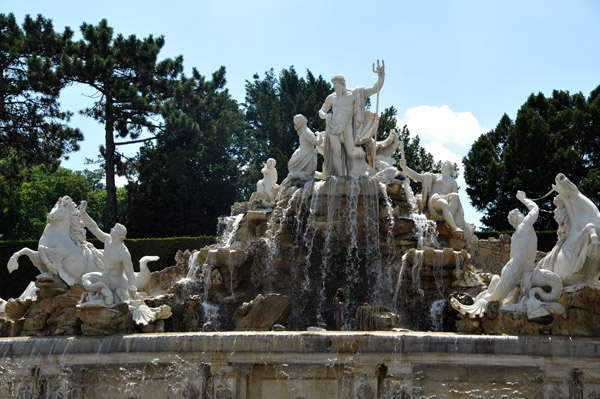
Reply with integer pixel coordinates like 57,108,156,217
233,293,292,331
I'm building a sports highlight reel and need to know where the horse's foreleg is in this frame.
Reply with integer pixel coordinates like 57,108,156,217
7,248,45,274
38,245,61,274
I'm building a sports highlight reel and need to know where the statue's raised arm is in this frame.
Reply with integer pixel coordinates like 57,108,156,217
79,201,111,243
516,190,539,227
365,59,385,97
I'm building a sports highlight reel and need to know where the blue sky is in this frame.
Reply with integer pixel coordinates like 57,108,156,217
5,0,600,228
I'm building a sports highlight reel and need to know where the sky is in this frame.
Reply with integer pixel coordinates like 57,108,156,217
4,0,600,229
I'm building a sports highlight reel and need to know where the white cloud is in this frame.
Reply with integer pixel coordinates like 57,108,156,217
421,142,462,166
397,104,487,153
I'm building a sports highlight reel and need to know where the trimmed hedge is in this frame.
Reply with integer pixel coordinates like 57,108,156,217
475,231,558,252
0,236,215,300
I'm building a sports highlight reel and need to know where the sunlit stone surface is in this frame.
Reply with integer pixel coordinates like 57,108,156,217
1,332,599,398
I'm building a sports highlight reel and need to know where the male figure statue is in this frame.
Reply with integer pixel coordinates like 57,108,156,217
318,61,384,177
78,200,138,306
451,191,539,317
400,159,466,236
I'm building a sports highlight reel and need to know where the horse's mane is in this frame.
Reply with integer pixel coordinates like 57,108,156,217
553,195,570,244
58,196,87,246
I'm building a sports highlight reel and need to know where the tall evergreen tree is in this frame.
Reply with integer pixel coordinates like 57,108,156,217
242,67,331,195
464,86,600,230
125,67,245,237
0,13,82,175
62,19,182,227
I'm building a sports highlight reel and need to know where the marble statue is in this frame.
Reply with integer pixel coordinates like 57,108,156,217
400,158,467,237
76,201,171,325
7,196,104,285
281,114,323,186
536,173,600,287
373,129,405,185
254,158,280,205
375,128,401,170
318,60,385,178
451,191,544,317
77,201,146,306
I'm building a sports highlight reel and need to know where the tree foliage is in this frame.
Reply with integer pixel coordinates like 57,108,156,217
0,165,109,240
241,67,331,195
0,13,82,175
125,67,245,237
463,86,600,230
62,19,183,227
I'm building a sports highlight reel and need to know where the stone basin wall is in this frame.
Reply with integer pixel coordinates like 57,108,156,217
1,332,599,398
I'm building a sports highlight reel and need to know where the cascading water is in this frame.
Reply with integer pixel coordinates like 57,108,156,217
429,298,446,332
287,180,325,328
391,253,408,312
455,250,463,274
317,177,340,319
180,213,245,331
374,181,397,307
217,213,244,248
429,250,446,332
411,249,424,296
402,180,439,249
263,185,303,292
433,249,444,295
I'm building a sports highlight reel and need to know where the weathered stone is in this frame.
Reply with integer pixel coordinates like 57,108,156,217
245,210,267,221
53,292,80,309
22,313,47,331
271,323,287,331
471,235,512,275
35,277,69,299
77,303,134,335
233,293,291,331
356,305,401,331
455,288,600,336
148,263,191,296
47,308,79,329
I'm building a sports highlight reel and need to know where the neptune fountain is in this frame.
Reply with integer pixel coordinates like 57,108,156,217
2,61,600,398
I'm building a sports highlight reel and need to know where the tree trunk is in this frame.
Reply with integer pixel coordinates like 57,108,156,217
105,96,117,227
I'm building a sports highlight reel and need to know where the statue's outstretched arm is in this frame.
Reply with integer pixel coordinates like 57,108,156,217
399,158,423,182
79,201,110,243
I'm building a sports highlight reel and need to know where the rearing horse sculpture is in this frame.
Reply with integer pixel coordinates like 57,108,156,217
7,196,104,286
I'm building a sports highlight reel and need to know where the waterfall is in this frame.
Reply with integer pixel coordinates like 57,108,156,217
433,249,444,296
318,177,340,316
263,186,302,292
411,249,424,296
430,298,446,332
217,213,244,248
375,182,397,306
455,250,463,274
392,253,408,312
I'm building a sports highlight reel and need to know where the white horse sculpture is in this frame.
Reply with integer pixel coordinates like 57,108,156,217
7,196,152,289
536,173,600,287
7,196,103,286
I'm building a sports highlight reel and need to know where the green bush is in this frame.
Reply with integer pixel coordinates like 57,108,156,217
0,236,215,300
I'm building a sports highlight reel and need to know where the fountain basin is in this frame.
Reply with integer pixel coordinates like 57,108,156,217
1,331,598,398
